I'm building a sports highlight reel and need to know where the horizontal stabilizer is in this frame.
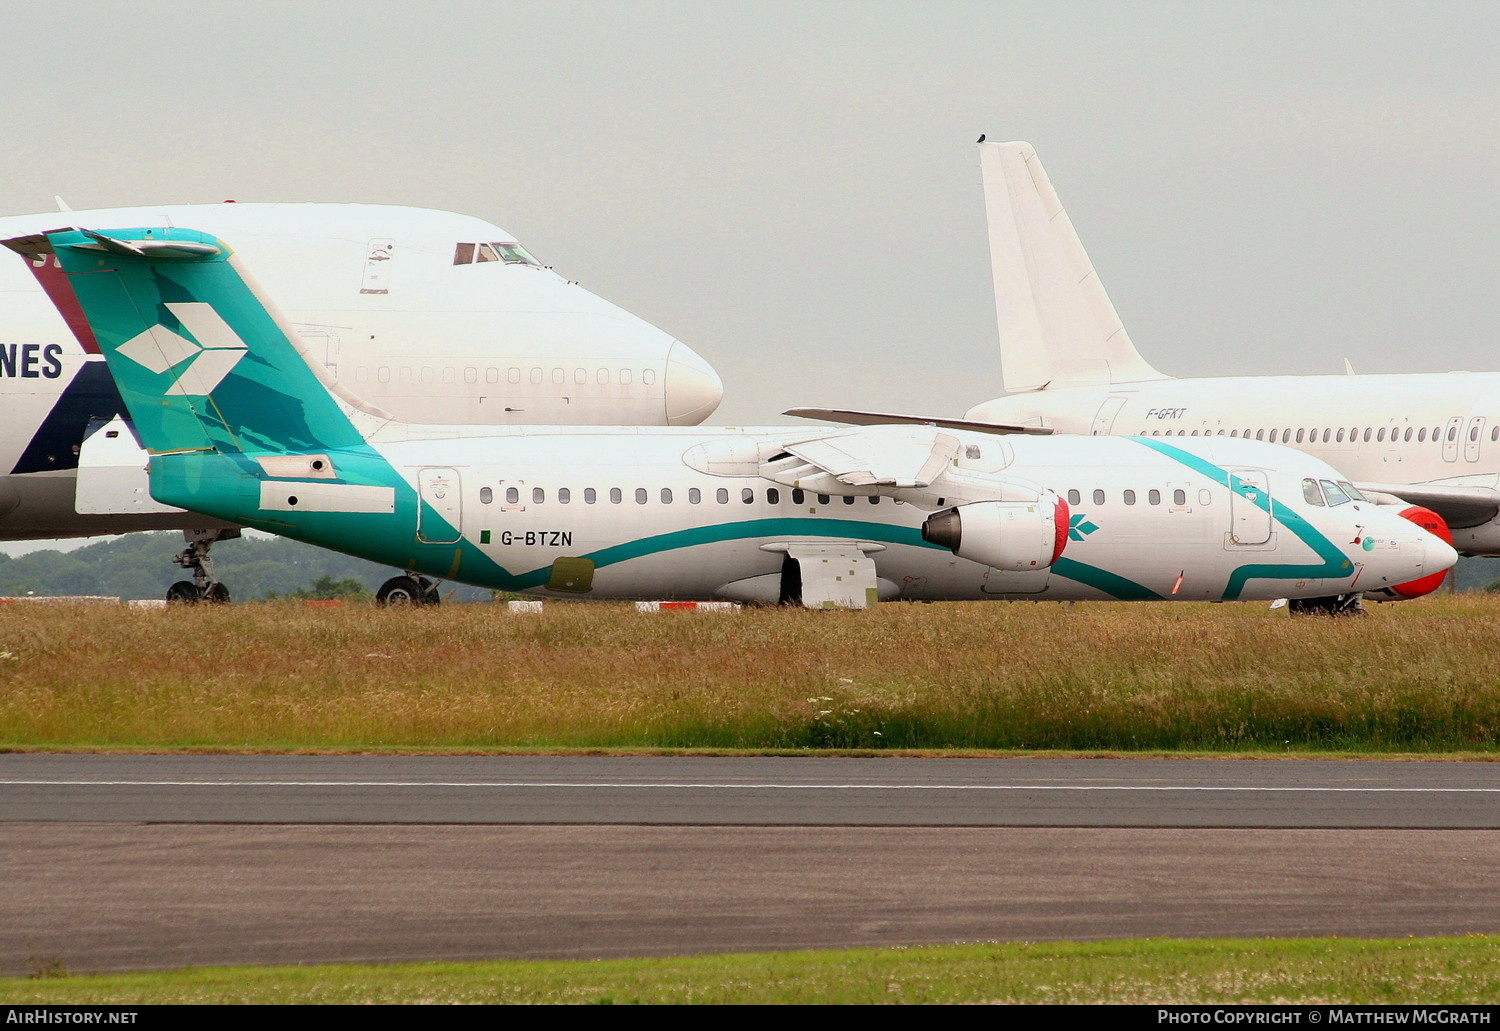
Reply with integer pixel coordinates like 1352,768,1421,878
784,407,1052,435
1355,481,1500,530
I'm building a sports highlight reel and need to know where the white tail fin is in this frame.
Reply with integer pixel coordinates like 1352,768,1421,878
979,141,1166,392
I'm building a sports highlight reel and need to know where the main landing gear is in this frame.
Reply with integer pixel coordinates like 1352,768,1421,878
165,528,241,605
376,574,442,606
1288,593,1366,617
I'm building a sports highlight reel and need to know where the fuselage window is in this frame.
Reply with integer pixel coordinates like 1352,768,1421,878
689,488,701,504
597,369,609,385
533,488,545,504
842,495,856,505
868,495,880,504
610,488,622,504
464,367,477,384
584,488,597,504
1376,428,1385,442
1450,425,1459,441
1255,429,1265,440
1173,489,1187,506
558,488,571,504
635,488,648,504
1471,425,1480,442
1229,429,1238,438
1493,426,1499,442
643,369,657,386
530,368,543,385
508,367,521,384
792,488,805,504
1123,489,1136,505
479,487,493,504
742,488,755,504
442,367,455,384
1269,429,1279,443
1092,489,1105,505
505,487,519,504
1190,430,1199,436
1336,428,1345,443
1322,429,1331,443
1302,478,1325,506
552,368,564,384
620,369,633,385
486,368,499,384
1295,429,1305,444
1363,428,1371,442
1403,427,1412,442
1067,489,1081,505
717,488,729,504
1148,489,1161,505
1198,489,1212,505
1418,428,1427,442
661,488,673,504
818,494,831,505
768,488,780,504
575,368,587,384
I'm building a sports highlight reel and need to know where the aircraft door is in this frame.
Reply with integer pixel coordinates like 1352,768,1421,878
1442,416,1463,463
417,467,463,543
360,238,396,295
1091,396,1129,435
1227,468,1272,547
1465,417,1485,463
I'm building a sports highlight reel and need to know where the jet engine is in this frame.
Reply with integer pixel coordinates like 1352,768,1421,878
920,493,1069,571
1363,504,1453,602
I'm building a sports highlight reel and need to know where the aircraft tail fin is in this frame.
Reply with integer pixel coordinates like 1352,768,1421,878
979,141,1167,392
6,227,393,458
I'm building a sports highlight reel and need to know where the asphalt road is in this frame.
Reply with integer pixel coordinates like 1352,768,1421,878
1,755,1496,974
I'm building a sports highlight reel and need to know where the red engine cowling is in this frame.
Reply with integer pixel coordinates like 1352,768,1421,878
1386,505,1453,600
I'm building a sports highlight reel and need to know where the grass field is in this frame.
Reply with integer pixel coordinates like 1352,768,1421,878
2,937,1496,1004
2,593,1498,753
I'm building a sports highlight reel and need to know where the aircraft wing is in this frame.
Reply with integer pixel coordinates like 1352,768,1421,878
783,407,1052,435
762,424,963,491
1355,481,1500,529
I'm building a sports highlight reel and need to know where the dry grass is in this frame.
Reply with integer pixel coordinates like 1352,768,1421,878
2,594,1498,752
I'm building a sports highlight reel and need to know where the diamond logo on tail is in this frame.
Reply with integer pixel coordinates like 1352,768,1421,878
116,302,248,396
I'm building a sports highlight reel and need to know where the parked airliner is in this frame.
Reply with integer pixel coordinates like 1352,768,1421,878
0,202,721,599
16,225,1451,608
959,140,1496,612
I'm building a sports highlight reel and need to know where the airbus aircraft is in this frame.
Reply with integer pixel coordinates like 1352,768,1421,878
962,140,1498,613
14,225,1452,608
0,202,721,599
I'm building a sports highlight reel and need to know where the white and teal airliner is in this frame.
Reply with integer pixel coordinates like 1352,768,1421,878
9,226,1454,608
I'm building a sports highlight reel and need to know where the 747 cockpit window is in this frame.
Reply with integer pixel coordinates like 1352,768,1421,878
453,241,542,266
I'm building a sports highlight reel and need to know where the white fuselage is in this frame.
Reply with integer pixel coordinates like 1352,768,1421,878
342,428,1448,604
969,373,1500,554
0,202,722,539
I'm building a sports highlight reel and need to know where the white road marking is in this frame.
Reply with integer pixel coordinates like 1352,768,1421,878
1,780,1497,793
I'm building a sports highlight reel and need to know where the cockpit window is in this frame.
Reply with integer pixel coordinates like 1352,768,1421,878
1302,478,1326,506
454,241,542,266
1319,479,1351,506
1338,481,1366,502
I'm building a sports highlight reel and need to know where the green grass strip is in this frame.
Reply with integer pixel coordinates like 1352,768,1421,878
3,936,1496,1005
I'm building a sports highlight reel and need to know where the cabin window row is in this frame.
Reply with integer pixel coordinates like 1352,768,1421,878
1143,423,1497,444
353,366,657,387
1065,488,1205,507
476,486,898,507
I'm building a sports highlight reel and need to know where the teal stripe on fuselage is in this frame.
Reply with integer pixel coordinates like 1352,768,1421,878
1129,437,1351,600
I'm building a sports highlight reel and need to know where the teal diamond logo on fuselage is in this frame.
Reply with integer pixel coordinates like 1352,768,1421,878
1069,513,1100,542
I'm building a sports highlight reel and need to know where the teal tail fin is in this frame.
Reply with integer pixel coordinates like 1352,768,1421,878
12,227,378,457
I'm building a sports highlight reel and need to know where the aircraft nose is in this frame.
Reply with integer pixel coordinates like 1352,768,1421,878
664,341,723,425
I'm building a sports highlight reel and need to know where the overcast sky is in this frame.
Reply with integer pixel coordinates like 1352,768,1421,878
3,2,1496,550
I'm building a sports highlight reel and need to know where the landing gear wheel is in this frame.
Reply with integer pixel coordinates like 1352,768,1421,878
166,581,200,605
377,575,428,607
203,582,231,604
1288,594,1365,617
